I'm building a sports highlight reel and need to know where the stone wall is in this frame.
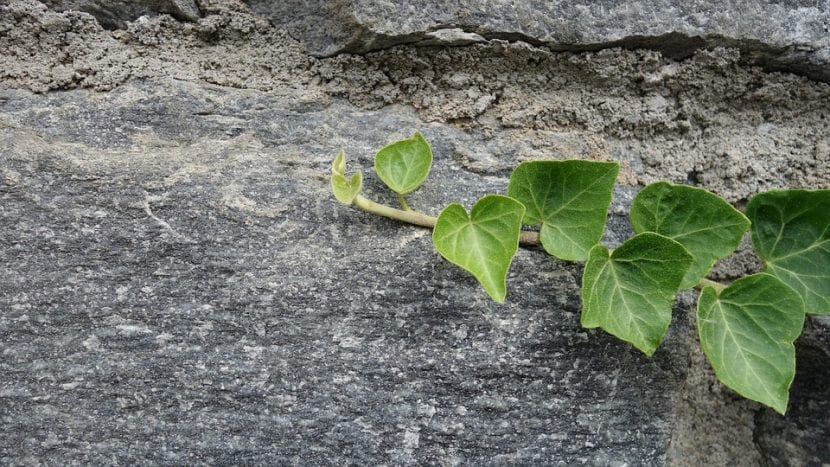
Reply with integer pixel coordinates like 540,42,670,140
1,1,828,464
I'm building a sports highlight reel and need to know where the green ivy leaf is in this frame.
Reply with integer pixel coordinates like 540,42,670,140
630,182,750,290
507,160,619,261
581,233,693,356
433,195,525,303
332,148,347,176
747,189,830,315
374,131,433,195
330,150,363,204
697,273,805,414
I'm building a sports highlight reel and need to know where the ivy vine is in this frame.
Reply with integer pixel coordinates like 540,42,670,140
331,132,829,414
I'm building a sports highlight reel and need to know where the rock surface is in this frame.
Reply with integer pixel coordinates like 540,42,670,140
0,80,688,465
0,1,828,465
248,0,830,82
40,0,201,28
754,316,830,466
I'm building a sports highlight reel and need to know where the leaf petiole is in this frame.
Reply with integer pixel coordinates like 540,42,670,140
397,193,412,211
696,277,727,293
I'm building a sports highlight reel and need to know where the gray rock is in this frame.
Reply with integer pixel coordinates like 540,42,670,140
1,74,828,466
0,1,828,465
40,0,201,28
0,80,687,465
248,0,830,81
754,316,830,466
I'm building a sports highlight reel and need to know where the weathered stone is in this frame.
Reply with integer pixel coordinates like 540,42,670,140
0,1,828,465
753,316,830,466
248,0,830,82
40,0,201,28
0,80,688,464
0,0,310,92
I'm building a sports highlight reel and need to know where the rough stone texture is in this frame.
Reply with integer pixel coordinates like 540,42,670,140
1,81,688,464
0,0,315,93
753,316,830,467
0,1,828,465
247,0,830,82
40,0,201,29
665,300,764,467
316,44,830,203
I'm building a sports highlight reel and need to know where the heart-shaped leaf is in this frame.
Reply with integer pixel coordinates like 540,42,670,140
374,131,433,195
697,273,805,414
581,233,693,355
631,182,750,289
433,195,525,303
747,189,830,315
332,148,347,176
507,160,619,261
330,150,363,204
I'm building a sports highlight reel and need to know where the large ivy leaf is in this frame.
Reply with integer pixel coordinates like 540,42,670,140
374,131,433,195
331,149,363,204
507,160,619,261
746,189,830,315
433,195,525,303
581,233,692,356
631,182,750,289
697,273,805,414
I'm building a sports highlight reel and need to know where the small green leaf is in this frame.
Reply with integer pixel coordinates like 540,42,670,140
697,273,805,414
330,150,362,205
581,233,693,355
747,189,830,315
332,148,347,175
631,182,750,289
433,195,525,303
374,131,433,194
331,172,363,205
507,160,619,261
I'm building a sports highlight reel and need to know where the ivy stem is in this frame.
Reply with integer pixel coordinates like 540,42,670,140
696,277,727,293
351,195,542,247
353,195,436,228
519,230,542,247
351,196,733,291
397,193,412,211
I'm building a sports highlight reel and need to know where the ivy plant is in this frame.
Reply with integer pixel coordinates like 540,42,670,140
330,132,829,414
